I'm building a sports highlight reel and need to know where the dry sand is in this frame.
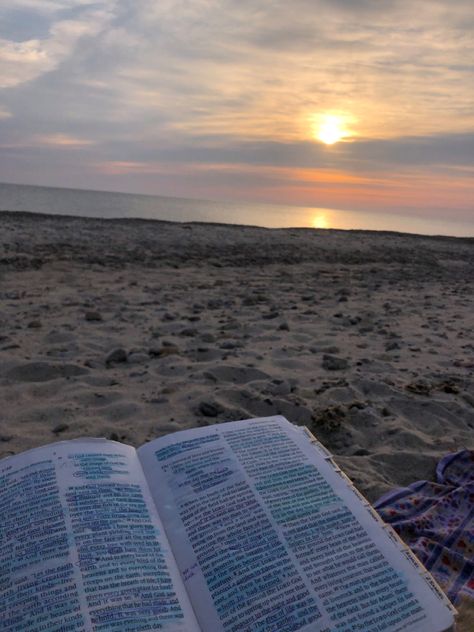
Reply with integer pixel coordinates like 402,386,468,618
1,210,473,502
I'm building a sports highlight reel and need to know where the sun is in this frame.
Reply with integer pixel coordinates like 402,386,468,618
317,115,346,145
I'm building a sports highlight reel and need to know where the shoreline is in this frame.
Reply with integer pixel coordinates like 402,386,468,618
1,208,474,242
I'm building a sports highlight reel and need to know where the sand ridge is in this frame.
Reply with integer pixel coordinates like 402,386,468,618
0,211,473,501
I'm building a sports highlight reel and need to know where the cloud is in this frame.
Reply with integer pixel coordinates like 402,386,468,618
0,2,117,88
339,133,474,170
91,132,474,173
0,0,473,225
34,133,96,147
0,133,95,149
0,106,11,119
3,0,473,138
126,1,473,142
3,1,104,14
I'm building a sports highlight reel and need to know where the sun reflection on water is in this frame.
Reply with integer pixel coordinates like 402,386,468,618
312,213,329,229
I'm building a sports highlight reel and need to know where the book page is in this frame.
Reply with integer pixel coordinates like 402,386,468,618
0,439,200,632
139,416,454,632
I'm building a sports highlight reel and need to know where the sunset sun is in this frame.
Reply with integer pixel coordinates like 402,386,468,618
317,115,346,145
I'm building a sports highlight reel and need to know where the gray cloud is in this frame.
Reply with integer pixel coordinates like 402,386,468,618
83,131,474,172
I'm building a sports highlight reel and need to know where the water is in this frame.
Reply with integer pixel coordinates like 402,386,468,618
0,181,472,237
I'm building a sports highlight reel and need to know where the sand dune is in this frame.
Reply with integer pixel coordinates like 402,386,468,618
0,211,473,501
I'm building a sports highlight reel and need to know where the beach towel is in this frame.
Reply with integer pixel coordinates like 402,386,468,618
374,450,474,606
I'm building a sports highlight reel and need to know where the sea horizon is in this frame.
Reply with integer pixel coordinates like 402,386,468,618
1,180,473,238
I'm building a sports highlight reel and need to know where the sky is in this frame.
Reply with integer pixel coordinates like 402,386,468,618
0,0,473,230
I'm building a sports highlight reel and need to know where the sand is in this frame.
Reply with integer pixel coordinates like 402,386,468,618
1,210,473,503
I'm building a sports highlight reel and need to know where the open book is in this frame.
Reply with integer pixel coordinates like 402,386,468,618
0,416,456,632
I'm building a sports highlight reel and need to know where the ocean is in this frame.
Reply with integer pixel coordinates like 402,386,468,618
0,181,472,237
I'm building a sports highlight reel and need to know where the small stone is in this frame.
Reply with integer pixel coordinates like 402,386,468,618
353,448,370,456
199,401,224,417
85,311,103,322
242,296,257,306
220,319,240,332
200,333,215,343
322,354,349,371
180,328,198,337
106,348,128,366
52,423,69,434
440,382,459,394
219,341,237,350
207,299,223,310
149,345,180,357
321,346,340,354
313,405,346,431
262,311,279,320
385,341,400,351
349,401,365,410
406,380,431,395
279,321,290,331
27,320,42,329
161,345,180,356
270,380,291,396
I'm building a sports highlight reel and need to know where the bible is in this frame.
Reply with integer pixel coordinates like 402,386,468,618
0,416,456,631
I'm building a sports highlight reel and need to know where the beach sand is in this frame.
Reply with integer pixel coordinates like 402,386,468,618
0,210,473,502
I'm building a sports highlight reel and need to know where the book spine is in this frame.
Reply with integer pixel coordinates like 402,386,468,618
302,426,457,617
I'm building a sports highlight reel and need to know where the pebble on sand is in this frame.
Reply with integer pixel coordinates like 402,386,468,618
105,348,128,366
322,354,349,371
